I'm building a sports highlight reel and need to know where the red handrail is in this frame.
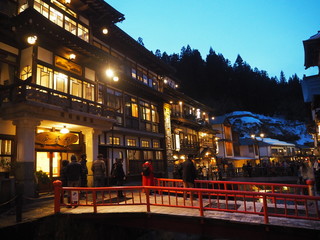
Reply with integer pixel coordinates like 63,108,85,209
53,180,320,225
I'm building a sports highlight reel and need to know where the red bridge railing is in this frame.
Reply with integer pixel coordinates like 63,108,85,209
53,180,319,225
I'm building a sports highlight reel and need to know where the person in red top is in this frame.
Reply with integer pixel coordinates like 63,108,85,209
141,160,154,191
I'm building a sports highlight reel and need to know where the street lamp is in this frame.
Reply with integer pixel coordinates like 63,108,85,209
251,133,265,163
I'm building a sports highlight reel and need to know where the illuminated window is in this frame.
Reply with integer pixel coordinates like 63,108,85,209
37,65,53,88
155,151,163,160
153,141,160,148
83,81,94,101
109,137,120,145
20,65,32,80
49,7,63,27
127,139,136,147
141,140,150,148
131,68,137,79
225,142,233,156
70,77,82,97
78,24,89,42
65,16,77,35
34,0,49,18
54,71,68,93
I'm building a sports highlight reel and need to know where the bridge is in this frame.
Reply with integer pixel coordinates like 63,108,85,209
53,178,320,230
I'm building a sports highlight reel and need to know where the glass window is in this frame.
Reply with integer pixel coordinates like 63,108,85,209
70,77,82,97
53,71,68,93
127,139,136,147
141,140,150,148
153,141,160,148
49,7,63,27
37,65,53,88
225,142,233,156
78,24,89,42
34,0,49,18
65,16,77,35
131,68,136,79
155,151,163,160
83,81,94,101
109,137,120,145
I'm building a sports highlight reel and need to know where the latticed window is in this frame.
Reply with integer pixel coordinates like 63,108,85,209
36,65,53,88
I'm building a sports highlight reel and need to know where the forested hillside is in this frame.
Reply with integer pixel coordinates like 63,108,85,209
154,45,309,121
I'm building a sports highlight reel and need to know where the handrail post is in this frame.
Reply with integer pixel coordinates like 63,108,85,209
306,180,315,196
262,195,269,224
92,190,97,213
145,188,150,213
53,180,62,214
198,191,204,217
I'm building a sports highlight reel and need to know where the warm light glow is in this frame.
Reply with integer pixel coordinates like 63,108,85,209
69,53,76,60
175,84,178,88
113,76,119,82
60,126,69,134
102,28,108,35
106,69,114,78
211,117,215,120
260,133,265,138
173,155,178,160
251,134,255,139
27,35,37,45
65,0,71,4
169,101,173,104
164,79,168,84
179,101,183,105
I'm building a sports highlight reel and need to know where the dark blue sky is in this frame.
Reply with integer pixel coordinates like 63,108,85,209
107,0,319,79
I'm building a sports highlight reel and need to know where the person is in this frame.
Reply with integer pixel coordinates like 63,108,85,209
141,160,154,193
111,158,126,197
80,154,88,188
60,160,69,203
314,158,320,193
91,154,106,187
182,154,197,200
66,155,82,207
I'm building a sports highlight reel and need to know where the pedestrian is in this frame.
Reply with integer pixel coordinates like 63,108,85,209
111,158,126,197
182,154,197,200
141,160,154,193
66,155,82,207
314,158,320,193
91,154,106,187
80,153,88,187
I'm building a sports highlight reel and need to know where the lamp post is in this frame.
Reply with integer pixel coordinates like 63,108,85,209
251,133,264,163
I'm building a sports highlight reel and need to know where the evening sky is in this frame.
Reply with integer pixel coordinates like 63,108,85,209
107,0,320,79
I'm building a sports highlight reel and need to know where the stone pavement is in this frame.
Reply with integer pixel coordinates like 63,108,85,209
1,189,319,232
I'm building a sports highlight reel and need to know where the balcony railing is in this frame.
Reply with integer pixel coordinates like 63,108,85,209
0,82,116,119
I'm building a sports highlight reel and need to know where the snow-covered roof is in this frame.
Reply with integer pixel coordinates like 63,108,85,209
257,137,295,147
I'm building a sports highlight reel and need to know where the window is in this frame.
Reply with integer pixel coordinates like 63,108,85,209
65,16,77,35
225,142,233,156
37,65,53,88
140,101,151,121
20,65,32,80
83,81,94,101
125,97,138,118
109,137,120,145
49,7,63,27
153,141,160,148
78,24,89,42
0,137,13,172
107,88,122,113
53,72,68,93
141,140,150,148
131,68,137,79
155,151,163,160
127,139,136,147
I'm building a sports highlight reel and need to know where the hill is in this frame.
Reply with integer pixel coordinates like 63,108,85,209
225,111,313,146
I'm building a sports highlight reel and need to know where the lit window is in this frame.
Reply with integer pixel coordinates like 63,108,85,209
78,24,89,42
49,7,63,27
65,16,77,35
127,139,136,147
141,140,150,148
54,72,68,93
37,65,53,88
153,141,160,148
70,77,82,97
109,137,120,145
83,81,94,101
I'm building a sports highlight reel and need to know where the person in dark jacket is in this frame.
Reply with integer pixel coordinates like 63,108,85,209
80,153,88,187
111,158,126,197
182,154,197,200
66,155,82,207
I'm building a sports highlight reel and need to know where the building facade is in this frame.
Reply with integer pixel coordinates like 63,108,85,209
0,0,216,197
